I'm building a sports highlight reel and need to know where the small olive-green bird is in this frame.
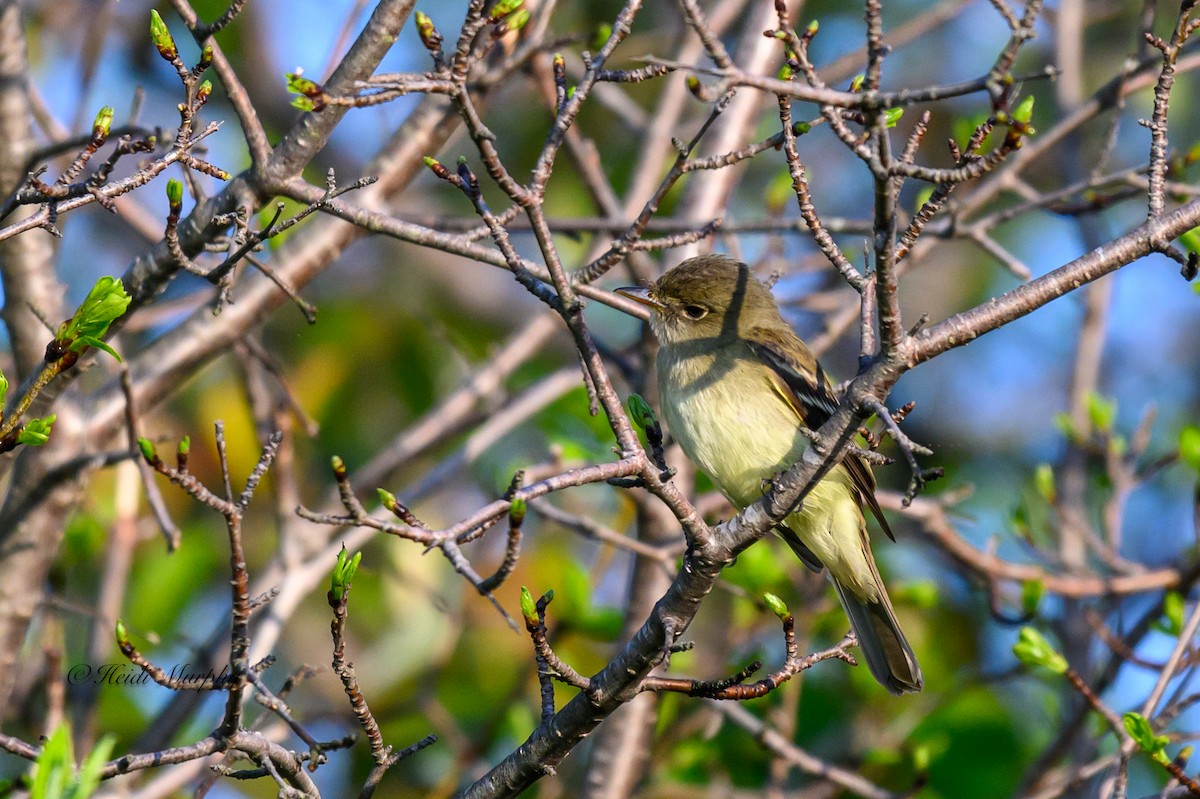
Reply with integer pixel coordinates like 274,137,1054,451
618,254,922,695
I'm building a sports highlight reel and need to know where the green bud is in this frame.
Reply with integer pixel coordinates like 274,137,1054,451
1123,711,1170,765
0,369,7,407
685,75,702,98
1053,411,1078,442
177,436,190,456
377,488,397,511
1012,95,1035,125
505,9,530,32
423,156,439,168
166,178,183,208
149,10,178,60
200,44,213,64
115,619,128,642
762,592,789,620
1012,626,1067,674
330,545,362,596
17,415,56,447
93,106,114,140
509,496,527,528
1180,426,1200,473
520,585,537,623
883,107,903,128
414,11,442,52
1020,579,1044,616
626,393,657,431
849,74,864,92
490,0,523,20
807,19,819,34
777,63,794,81
55,276,132,361
138,437,157,464
1086,391,1117,433
197,80,212,102
330,455,346,477
793,121,811,135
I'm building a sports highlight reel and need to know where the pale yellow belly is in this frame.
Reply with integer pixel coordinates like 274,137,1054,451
658,354,805,507
657,349,878,599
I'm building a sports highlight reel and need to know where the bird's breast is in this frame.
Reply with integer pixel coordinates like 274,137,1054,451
656,347,807,507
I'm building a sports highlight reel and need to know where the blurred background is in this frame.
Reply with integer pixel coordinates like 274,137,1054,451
3,0,1200,796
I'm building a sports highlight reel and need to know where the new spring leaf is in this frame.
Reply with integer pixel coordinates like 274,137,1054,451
1012,626,1067,674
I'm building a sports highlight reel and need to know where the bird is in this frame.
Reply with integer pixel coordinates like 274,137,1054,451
616,254,922,695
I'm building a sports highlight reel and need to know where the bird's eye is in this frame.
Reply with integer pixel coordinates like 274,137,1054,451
682,304,708,320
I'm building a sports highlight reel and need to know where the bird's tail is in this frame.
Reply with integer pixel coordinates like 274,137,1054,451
832,578,923,695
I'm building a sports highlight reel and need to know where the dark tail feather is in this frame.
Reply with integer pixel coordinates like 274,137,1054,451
833,579,923,695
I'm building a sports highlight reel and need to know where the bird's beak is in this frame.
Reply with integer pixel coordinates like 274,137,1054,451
614,286,663,311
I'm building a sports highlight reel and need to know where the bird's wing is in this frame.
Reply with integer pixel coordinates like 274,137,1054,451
745,327,895,542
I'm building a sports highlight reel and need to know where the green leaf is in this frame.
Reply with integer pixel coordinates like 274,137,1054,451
17,415,56,447
1020,579,1044,616
31,724,70,799
71,735,115,799
592,22,613,52
0,369,8,407
1123,711,1170,765
765,170,796,213
1085,392,1117,433
1180,225,1200,258
490,0,523,19
1053,411,1077,441
1012,626,1067,674
1162,591,1185,637
1179,426,1200,474
894,580,939,609
505,8,530,31
1034,463,1056,503
55,277,132,360
914,185,934,212
912,743,930,774
883,107,903,128
626,393,657,432
330,545,362,596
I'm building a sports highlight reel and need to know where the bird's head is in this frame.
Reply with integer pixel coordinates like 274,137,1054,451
616,254,783,346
